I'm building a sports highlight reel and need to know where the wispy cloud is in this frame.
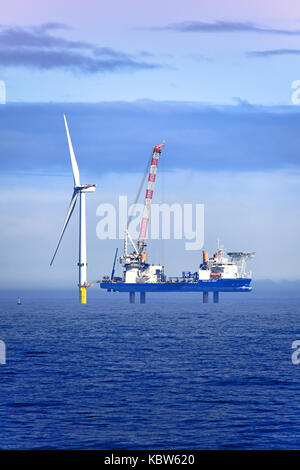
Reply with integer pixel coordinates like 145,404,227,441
247,49,300,58
185,53,213,63
153,20,300,35
0,23,160,73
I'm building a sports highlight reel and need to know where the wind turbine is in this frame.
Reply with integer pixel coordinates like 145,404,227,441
50,115,96,304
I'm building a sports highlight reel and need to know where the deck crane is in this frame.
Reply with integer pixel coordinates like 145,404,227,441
120,141,165,287
138,141,165,255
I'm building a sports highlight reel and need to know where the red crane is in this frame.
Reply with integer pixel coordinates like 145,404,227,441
121,141,165,268
137,141,165,255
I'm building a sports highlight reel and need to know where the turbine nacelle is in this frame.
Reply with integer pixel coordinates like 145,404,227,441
75,184,96,193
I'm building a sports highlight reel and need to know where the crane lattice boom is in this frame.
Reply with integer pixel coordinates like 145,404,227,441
137,141,165,253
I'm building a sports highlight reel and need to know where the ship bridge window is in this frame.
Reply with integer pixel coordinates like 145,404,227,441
211,267,224,273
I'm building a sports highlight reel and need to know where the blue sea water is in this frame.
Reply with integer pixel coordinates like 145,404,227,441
0,292,300,450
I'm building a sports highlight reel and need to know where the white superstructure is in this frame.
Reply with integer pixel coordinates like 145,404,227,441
199,241,255,280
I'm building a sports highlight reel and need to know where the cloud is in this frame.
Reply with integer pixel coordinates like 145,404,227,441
1,101,300,177
185,53,213,63
247,49,300,57
0,23,160,73
0,47,159,73
153,20,300,35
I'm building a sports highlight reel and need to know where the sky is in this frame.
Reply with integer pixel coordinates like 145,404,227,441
1,0,300,104
0,0,300,289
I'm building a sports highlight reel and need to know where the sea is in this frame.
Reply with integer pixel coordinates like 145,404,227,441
0,288,300,450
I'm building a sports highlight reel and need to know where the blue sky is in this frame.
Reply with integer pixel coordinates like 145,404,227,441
1,0,300,104
0,1,300,289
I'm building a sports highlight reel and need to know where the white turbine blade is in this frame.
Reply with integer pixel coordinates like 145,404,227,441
64,114,80,187
50,191,79,266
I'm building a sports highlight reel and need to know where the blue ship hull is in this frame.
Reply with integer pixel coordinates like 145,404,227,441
100,278,252,293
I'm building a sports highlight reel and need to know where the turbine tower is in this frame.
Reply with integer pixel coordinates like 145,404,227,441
50,115,96,304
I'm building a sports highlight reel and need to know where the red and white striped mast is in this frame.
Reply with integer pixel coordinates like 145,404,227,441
137,141,165,255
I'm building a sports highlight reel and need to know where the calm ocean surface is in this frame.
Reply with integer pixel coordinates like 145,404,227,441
0,292,300,450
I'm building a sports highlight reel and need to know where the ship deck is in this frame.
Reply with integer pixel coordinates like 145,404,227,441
100,278,252,293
